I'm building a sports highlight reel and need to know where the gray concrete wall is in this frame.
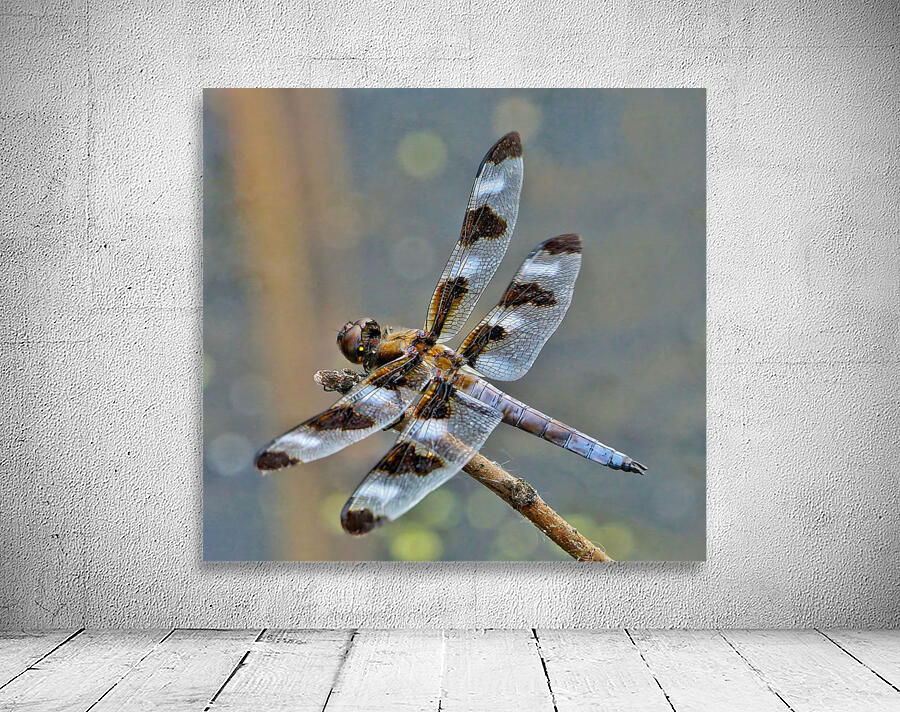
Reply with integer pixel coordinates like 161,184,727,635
1,0,898,628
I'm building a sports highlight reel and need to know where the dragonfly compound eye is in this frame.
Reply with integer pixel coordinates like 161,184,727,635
338,318,381,364
338,323,364,364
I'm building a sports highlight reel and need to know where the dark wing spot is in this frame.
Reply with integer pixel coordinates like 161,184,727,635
379,442,445,477
430,276,469,335
435,276,469,307
460,205,507,246
307,405,377,431
254,449,299,471
487,324,508,342
462,323,508,362
541,233,582,255
484,131,523,164
500,281,557,308
340,505,386,536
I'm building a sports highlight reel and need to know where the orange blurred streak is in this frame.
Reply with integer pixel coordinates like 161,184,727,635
220,89,355,560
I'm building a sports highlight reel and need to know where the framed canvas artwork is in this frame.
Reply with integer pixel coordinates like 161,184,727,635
203,88,705,562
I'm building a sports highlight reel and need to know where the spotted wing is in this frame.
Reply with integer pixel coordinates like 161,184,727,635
254,356,432,471
425,132,524,343
458,234,582,381
340,378,502,535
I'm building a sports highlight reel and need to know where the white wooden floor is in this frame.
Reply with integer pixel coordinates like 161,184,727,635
0,629,898,711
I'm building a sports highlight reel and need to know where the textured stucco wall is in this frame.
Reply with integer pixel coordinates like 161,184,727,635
2,0,898,628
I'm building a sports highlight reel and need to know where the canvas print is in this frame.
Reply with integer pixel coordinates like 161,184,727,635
203,89,705,561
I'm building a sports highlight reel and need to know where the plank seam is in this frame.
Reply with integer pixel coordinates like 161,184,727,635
84,628,176,712
816,629,900,694
531,629,559,712
436,629,447,711
203,628,266,711
0,628,84,692
624,629,678,712
321,628,358,711
718,632,796,711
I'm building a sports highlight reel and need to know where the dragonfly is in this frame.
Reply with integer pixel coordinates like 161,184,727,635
255,131,646,535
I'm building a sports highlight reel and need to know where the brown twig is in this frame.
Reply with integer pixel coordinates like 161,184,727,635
314,368,614,562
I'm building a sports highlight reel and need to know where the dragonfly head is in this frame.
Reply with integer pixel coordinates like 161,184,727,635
337,318,381,365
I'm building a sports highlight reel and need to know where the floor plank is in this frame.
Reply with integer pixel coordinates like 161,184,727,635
629,630,788,712
724,629,900,712
89,629,262,712
324,629,444,711
0,629,168,712
536,629,672,712
440,629,555,712
211,630,352,711
0,630,80,688
821,630,900,692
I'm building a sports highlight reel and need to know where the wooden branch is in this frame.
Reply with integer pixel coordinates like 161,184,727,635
459,453,613,562
314,368,614,562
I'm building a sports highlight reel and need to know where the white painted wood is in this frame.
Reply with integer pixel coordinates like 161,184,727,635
0,629,896,710
211,629,352,711
536,629,672,711
821,630,900,691
440,629,554,711
324,629,444,711
0,630,79,688
724,629,900,712
629,630,787,712
0,629,167,712
89,629,261,712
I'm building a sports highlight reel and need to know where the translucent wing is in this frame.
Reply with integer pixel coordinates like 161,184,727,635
254,356,432,471
340,377,502,534
425,132,524,342
458,234,582,381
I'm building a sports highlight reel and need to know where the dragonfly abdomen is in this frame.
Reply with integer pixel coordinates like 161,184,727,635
458,377,647,475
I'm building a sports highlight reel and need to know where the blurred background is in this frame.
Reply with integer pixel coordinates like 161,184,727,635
203,89,705,562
